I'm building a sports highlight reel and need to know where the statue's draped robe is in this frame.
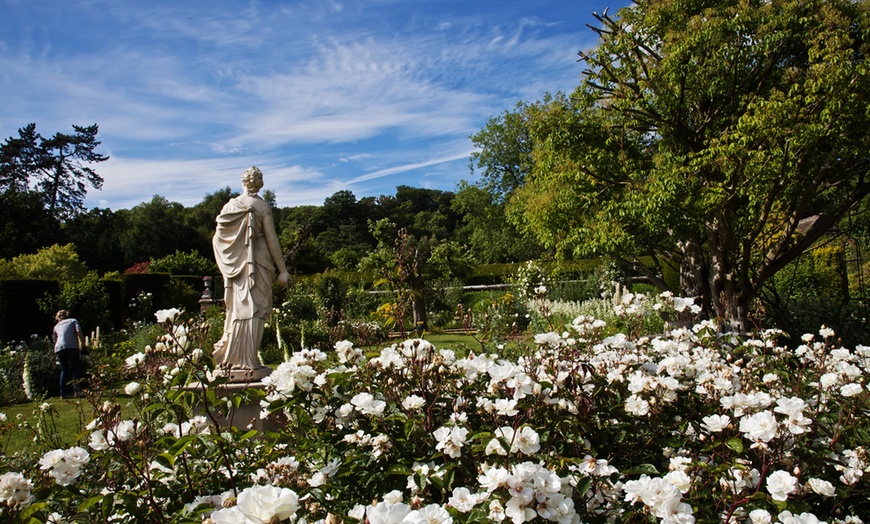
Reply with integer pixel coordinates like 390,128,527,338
212,197,275,370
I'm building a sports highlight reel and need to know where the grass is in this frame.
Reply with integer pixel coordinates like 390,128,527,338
0,395,106,457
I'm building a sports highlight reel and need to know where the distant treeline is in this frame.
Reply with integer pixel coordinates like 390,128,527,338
1,184,545,276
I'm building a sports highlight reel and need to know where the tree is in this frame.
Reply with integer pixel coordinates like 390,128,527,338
0,123,108,222
0,123,42,193
37,124,108,219
469,102,534,201
452,182,543,263
0,190,58,259
61,207,129,274
121,196,199,266
0,243,89,281
184,187,238,255
361,219,473,334
503,0,870,331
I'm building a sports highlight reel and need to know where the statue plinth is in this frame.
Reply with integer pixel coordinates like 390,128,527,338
212,365,272,383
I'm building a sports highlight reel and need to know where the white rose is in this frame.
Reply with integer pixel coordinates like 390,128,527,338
366,501,412,524
739,411,778,443
840,383,864,397
701,414,730,433
401,395,425,411
209,505,247,524
235,485,298,522
124,382,142,396
747,508,772,524
154,308,181,323
807,477,836,497
777,510,823,524
766,470,797,501
448,487,478,513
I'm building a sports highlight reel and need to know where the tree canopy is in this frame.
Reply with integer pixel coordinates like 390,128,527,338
0,123,108,220
495,0,870,330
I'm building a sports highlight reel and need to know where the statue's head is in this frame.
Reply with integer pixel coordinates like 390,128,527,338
241,166,264,192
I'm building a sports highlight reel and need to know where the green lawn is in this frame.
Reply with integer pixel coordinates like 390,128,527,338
0,395,114,456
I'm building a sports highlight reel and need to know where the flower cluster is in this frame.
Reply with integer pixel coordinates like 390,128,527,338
3,304,869,523
0,472,32,509
38,446,90,486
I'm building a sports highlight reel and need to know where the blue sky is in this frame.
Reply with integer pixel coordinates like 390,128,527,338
0,0,629,210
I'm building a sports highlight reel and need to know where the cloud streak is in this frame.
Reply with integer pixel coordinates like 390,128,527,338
0,0,628,210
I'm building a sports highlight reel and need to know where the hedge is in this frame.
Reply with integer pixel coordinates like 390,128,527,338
0,274,208,342
0,279,60,342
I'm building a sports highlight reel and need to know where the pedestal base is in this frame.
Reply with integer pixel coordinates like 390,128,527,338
183,380,279,432
212,365,272,383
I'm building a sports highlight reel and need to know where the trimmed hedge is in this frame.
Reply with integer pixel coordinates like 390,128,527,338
0,279,59,342
0,274,208,342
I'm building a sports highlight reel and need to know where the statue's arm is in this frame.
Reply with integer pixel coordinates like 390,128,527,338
262,209,291,288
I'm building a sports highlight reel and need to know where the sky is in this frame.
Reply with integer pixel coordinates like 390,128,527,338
0,0,630,210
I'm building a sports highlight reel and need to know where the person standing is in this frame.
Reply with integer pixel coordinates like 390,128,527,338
52,310,84,398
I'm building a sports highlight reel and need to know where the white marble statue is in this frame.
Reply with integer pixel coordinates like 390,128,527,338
212,166,290,381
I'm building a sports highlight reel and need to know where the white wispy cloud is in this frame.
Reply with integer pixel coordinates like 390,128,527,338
0,0,627,210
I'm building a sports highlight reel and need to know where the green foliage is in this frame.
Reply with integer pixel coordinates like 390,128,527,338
766,244,850,305
764,244,857,341
120,196,201,266
160,279,200,316
0,190,58,259
0,341,28,405
38,272,111,332
149,250,218,277
1,301,870,522
781,300,870,349
23,337,63,400
61,207,129,274
0,243,88,281
496,0,870,330
0,279,59,343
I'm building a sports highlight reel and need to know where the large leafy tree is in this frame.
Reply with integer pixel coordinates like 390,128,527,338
452,182,543,263
469,102,534,201
506,0,870,331
120,196,200,266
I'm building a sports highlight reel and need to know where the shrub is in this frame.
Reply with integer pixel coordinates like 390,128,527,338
0,342,28,405
3,302,867,523
38,272,111,334
150,250,218,277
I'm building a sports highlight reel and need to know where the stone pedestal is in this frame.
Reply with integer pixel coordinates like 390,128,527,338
212,365,272,383
184,381,279,432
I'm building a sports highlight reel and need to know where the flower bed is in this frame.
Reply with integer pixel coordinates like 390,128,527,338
1,301,868,523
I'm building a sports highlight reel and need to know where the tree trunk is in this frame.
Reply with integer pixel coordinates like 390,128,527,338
709,219,752,333
678,237,710,315
412,295,427,335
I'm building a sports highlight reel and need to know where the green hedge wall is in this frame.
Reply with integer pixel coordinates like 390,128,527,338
0,274,207,342
0,279,60,342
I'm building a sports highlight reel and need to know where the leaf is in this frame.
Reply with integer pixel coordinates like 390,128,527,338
387,464,413,476
169,434,198,455
77,495,104,512
18,501,48,519
725,437,744,453
621,463,660,476
574,476,593,497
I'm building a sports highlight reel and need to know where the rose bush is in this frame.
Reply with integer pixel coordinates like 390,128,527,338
0,296,867,523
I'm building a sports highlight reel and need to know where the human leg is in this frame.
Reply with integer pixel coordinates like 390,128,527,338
57,349,81,397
